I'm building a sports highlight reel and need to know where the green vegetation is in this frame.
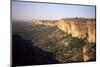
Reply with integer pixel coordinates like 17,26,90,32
13,21,87,63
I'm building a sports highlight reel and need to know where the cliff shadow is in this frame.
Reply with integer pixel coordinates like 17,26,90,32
12,34,58,66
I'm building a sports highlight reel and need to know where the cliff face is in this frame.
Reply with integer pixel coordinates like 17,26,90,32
57,18,96,61
32,18,96,43
57,18,96,43
31,18,96,62
32,19,57,26
87,20,96,43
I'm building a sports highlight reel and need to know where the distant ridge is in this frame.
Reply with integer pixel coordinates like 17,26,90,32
31,17,96,43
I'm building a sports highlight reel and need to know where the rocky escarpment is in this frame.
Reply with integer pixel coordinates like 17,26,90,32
57,18,96,61
32,19,58,26
32,18,96,62
32,18,96,43
57,18,96,43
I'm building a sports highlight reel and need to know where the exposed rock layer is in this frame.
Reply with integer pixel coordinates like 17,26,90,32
32,18,96,43
57,18,96,43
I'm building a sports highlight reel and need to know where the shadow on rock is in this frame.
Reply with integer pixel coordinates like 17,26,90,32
12,34,58,66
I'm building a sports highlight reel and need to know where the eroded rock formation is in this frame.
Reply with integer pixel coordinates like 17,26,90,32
57,18,96,43
32,19,57,26
32,18,96,62
57,18,96,62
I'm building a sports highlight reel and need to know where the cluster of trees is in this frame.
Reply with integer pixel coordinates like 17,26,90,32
39,33,87,62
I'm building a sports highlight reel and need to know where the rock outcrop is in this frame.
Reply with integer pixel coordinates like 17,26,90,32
57,18,96,62
32,18,96,62
57,18,96,43
32,19,57,26
32,18,96,43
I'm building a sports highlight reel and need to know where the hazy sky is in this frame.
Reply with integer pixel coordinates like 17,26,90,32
12,1,96,21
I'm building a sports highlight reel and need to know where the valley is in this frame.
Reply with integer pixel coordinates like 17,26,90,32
12,18,96,65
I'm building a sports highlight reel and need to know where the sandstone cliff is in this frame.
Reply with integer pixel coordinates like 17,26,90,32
57,18,96,43
32,19,57,26
31,18,96,62
57,18,96,62
32,18,96,43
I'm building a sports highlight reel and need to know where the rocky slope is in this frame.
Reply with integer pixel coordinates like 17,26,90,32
31,18,96,62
